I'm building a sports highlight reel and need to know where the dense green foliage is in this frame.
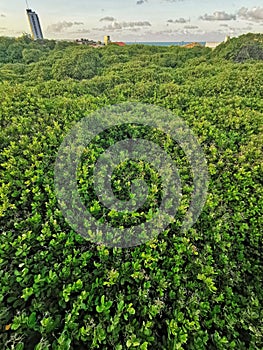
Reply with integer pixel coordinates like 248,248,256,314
0,34,262,349
213,33,263,62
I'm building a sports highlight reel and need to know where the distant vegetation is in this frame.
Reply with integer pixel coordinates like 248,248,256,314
0,33,262,349
213,33,263,62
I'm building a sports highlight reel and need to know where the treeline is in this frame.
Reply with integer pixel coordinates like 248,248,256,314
213,33,263,62
0,35,209,82
0,33,262,85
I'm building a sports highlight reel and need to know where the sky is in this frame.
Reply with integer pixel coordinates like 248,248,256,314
0,0,262,42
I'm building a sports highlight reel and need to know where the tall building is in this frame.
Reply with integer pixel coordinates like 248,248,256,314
26,9,43,40
104,35,111,45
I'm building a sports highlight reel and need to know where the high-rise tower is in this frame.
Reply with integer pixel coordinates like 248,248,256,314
26,9,43,40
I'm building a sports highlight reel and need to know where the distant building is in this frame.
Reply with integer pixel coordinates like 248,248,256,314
76,38,104,48
104,35,111,45
76,38,97,45
205,42,221,49
112,42,126,47
26,9,43,40
183,42,202,49
103,36,125,47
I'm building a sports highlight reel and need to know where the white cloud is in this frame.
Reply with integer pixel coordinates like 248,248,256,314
47,21,84,33
167,17,189,24
100,16,116,22
128,28,142,32
237,7,263,22
94,21,152,31
200,11,236,21
71,28,91,34
184,25,198,29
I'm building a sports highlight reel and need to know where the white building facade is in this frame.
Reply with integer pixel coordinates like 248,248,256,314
26,9,43,40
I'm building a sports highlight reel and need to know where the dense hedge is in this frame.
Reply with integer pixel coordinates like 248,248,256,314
213,33,263,62
0,34,262,349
